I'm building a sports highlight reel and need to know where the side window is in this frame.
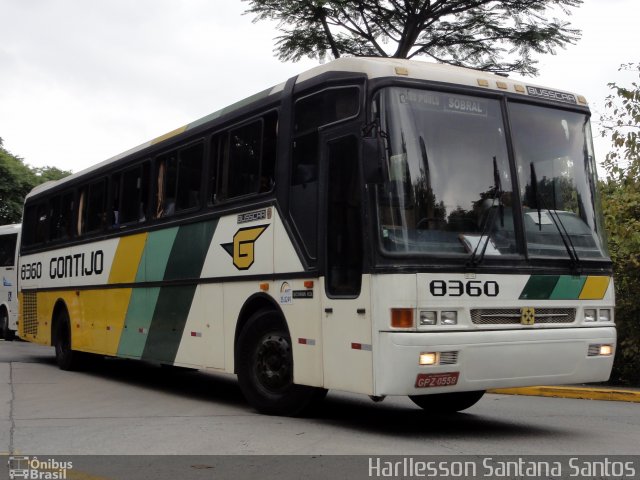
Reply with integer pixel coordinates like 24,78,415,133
0,233,17,267
79,179,107,234
34,202,49,245
156,142,203,218
213,111,277,202
114,162,150,226
177,144,203,211
226,120,262,199
290,86,360,259
49,192,74,241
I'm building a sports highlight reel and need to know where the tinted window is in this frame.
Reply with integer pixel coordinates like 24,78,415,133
0,233,17,267
49,192,74,241
295,87,359,134
156,142,204,218
214,111,277,202
79,179,107,234
113,162,150,226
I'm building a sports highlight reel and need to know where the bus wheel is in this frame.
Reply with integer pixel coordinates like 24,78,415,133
53,309,82,371
1,309,14,341
409,390,485,413
236,309,326,416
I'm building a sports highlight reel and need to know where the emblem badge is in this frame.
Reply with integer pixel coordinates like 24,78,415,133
520,307,535,325
222,225,269,270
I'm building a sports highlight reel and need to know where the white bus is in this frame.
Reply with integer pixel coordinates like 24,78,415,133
0,223,20,341
18,58,615,415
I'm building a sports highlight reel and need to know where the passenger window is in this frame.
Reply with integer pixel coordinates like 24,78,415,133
49,192,74,241
34,203,49,244
0,233,17,267
79,179,107,234
156,142,203,218
115,162,150,225
213,111,277,202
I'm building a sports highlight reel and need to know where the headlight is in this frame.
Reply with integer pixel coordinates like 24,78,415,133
419,352,438,365
419,311,437,326
441,311,458,325
598,309,611,322
584,308,597,322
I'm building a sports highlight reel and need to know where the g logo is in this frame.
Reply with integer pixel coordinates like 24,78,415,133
222,225,269,270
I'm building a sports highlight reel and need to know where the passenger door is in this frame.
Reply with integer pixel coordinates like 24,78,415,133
319,129,373,394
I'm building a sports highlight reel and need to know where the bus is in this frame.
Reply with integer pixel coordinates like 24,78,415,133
0,223,20,341
17,57,615,415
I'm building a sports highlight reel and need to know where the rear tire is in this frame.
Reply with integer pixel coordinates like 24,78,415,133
409,390,485,412
1,309,14,341
53,308,83,371
236,309,326,416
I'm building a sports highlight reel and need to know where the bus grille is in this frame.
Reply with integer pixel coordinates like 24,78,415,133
470,308,576,325
22,292,38,336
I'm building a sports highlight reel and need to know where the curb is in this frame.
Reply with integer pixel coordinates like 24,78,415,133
488,386,640,403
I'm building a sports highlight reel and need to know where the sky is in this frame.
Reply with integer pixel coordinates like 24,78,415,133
0,0,638,175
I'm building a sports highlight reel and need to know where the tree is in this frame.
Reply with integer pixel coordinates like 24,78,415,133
0,138,72,225
244,0,582,75
598,64,640,386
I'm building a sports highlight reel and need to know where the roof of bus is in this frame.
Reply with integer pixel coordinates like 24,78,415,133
26,57,588,200
0,223,21,234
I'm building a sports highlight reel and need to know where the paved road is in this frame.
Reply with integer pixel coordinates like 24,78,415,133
2,339,639,456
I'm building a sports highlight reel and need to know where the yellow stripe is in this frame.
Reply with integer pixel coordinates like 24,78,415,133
579,276,610,300
151,125,188,145
108,233,148,284
490,386,640,403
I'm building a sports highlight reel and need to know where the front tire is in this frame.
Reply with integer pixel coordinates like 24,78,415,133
236,309,326,416
53,308,83,371
1,309,15,341
409,390,485,412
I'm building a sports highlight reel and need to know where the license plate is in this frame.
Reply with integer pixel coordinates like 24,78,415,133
415,372,460,388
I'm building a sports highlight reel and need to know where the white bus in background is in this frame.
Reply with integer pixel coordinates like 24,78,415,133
0,223,20,341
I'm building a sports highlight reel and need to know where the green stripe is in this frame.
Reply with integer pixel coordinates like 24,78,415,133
136,227,179,282
141,285,197,363
164,220,218,280
142,220,217,363
117,288,160,359
549,276,587,300
519,275,560,300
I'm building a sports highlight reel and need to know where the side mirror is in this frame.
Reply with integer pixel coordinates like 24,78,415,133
362,137,385,184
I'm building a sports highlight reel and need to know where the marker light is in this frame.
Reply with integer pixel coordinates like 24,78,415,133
419,311,437,326
441,311,458,325
391,308,414,329
600,344,613,356
598,309,611,322
584,308,597,322
419,352,438,366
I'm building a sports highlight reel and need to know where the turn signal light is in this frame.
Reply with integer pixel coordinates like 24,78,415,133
391,308,414,329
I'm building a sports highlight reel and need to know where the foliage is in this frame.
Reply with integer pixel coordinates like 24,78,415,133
244,0,582,75
599,64,640,386
0,138,72,225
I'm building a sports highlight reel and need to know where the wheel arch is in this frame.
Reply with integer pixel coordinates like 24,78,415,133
233,292,287,373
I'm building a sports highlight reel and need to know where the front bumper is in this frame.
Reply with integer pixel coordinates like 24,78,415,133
375,327,616,396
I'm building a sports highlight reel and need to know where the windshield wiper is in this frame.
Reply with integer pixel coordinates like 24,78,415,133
529,162,582,272
467,156,503,267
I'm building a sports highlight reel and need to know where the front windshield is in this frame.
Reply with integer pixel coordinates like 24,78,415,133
509,103,608,259
375,87,517,257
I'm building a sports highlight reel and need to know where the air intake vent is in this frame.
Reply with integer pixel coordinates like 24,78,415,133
22,292,38,336
470,308,576,325
439,351,459,365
